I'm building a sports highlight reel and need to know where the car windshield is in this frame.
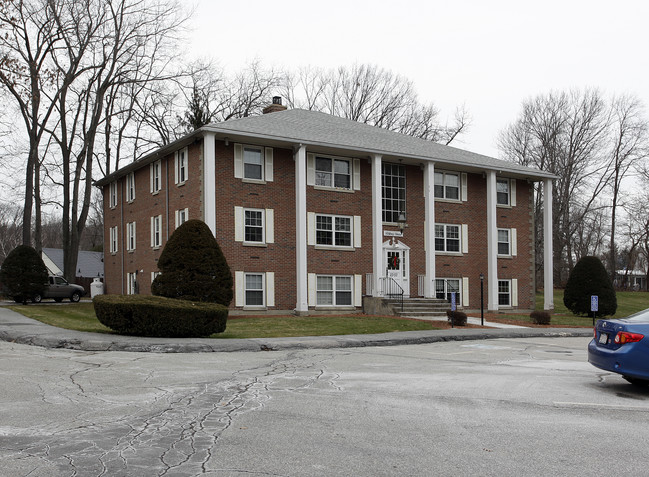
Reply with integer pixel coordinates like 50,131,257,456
623,308,649,323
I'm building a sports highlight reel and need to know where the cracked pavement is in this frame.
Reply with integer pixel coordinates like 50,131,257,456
2,336,649,476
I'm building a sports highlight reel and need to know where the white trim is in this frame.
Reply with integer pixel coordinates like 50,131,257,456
150,160,161,194
353,216,362,248
462,277,470,307
354,274,362,306
203,133,216,235
265,147,274,182
512,278,518,307
265,209,274,244
307,273,316,307
126,172,135,202
234,143,244,179
371,154,383,296
109,181,118,208
511,228,517,256
461,224,469,254
235,271,244,307
487,171,499,311
307,153,315,186
461,173,468,202
266,272,275,307
543,179,554,310
353,158,361,191
234,206,244,242
126,221,136,251
424,162,436,298
174,147,188,185
295,145,308,313
307,212,315,246
510,179,517,207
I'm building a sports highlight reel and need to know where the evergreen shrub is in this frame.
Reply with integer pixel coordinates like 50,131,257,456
563,256,617,316
0,245,48,304
93,295,228,337
530,310,551,325
151,219,233,306
447,310,468,326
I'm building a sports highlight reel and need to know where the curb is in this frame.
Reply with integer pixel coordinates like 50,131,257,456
0,306,593,353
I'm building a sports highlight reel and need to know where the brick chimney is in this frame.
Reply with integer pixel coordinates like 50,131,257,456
263,96,287,114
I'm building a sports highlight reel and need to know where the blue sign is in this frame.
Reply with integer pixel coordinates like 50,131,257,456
591,295,599,312
451,292,457,311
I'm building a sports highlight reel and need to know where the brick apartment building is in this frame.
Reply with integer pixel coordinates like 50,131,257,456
96,99,555,314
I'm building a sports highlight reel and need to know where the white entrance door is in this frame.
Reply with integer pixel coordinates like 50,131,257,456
383,240,410,297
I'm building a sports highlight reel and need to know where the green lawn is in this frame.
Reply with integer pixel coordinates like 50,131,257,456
490,290,649,327
8,302,437,338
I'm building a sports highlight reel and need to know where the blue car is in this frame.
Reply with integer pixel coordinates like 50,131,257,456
588,308,649,385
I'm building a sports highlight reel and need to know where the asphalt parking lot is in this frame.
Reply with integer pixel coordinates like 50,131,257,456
1,335,648,476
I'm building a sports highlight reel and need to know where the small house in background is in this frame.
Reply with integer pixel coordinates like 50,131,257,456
41,248,104,292
614,269,647,291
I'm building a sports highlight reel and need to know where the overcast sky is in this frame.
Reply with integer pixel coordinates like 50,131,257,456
187,0,648,158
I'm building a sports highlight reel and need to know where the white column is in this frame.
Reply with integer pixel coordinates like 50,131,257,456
203,132,217,235
486,171,499,311
543,179,554,310
295,145,308,314
371,154,383,296
424,162,436,298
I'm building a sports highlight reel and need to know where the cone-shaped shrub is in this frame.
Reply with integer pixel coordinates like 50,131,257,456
0,245,48,303
563,256,617,316
151,219,233,306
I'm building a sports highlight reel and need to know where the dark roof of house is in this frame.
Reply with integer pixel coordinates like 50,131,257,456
96,108,555,186
42,248,104,278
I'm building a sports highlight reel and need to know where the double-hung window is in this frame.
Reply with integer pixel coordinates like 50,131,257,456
109,182,118,208
244,209,265,243
126,172,135,202
435,224,460,253
316,275,352,306
175,147,188,184
498,280,511,306
498,229,510,255
434,172,460,200
435,278,461,303
151,160,162,194
175,208,189,229
316,215,352,247
126,222,136,251
382,163,406,223
497,178,510,206
243,146,263,181
315,156,351,189
151,215,162,248
109,226,118,254
245,273,265,306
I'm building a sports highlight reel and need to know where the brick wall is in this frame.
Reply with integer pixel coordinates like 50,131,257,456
102,136,535,312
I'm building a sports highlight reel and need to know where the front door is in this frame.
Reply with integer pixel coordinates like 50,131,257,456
383,240,410,297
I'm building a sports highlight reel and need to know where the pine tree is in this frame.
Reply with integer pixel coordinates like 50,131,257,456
564,256,617,316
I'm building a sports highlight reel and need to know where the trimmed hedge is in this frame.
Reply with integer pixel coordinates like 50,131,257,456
151,219,233,306
0,245,48,304
93,295,228,337
447,310,468,326
530,310,551,325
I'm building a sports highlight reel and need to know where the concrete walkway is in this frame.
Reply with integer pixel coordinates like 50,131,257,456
0,305,592,353
405,314,528,329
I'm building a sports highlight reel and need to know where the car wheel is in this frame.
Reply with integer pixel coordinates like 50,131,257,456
623,376,649,387
70,292,81,303
32,294,42,303
54,298,63,303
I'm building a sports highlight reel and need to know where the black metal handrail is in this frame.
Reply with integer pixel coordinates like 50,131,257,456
381,276,404,312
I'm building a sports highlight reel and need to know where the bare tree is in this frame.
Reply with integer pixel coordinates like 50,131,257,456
605,94,649,280
280,64,469,145
499,89,612,285
0,0,61,246
0,203,23,264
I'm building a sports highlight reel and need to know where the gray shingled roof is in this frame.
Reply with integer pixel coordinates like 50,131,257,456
97,108,554,186
203,109,555,180
42,248,104,278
